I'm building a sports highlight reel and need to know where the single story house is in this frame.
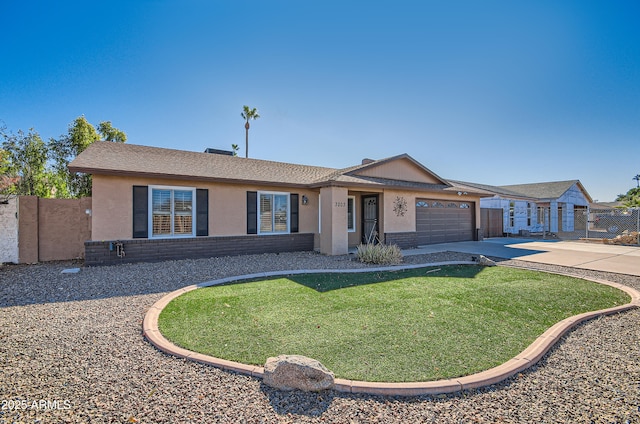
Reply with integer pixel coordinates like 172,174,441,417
69,142,493,265
452,180,593,236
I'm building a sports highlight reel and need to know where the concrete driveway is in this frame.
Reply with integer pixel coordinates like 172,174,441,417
404,237,640,276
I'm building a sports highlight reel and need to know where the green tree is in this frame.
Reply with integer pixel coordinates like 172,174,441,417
0,147,21,202
0,128,60,197
240,105,259,158
633,174,640,188
50,116,127,197
615,187,640,207
97,121,127,142
231,144,239,156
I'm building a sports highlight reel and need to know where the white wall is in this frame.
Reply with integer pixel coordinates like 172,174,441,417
558,185,590,206
0,198,19,264
480,197,542,234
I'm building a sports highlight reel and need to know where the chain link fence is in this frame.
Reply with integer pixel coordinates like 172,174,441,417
573,207,640,245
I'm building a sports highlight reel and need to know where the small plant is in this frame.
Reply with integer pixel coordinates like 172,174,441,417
356,243,403,265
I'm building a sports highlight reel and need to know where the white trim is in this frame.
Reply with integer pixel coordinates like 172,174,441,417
148,185,196,239
347,195,356,232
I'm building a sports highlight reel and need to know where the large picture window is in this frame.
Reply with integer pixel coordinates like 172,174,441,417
259,192,289,234
150,186,195,237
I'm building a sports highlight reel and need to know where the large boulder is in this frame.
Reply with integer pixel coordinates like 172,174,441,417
263,355,335,392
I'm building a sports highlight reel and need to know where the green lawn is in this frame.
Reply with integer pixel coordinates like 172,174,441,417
158,265,630,382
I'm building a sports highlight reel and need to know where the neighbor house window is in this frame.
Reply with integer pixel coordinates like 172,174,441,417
509,201,515,227
347,196,356,232
259,191,289,234
537,207,545,225
527,203,533,226
149,186,196,237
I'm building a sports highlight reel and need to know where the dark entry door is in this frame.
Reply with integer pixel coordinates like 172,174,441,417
362,195,379,243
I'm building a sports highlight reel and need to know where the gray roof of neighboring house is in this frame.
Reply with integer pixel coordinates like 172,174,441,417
499,180,583,200
68,142,492,195
591,201,622,209
448,180,534,199
450,179,592,203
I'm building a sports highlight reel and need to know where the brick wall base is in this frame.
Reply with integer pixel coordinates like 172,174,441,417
85,233,315,266
384,232,418,249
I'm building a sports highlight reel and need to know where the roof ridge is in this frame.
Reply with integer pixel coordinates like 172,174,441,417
498,179,579,188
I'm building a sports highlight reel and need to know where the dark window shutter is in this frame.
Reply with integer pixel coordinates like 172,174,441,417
247,191,257,234
196,189,208,236
133,186,148,238
290,193,299,233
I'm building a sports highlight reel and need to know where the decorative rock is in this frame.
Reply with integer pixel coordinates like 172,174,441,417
476,255,497,267
263,354,335,392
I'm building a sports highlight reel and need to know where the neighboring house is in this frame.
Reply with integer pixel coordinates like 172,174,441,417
453,180,593,236
69,142,492,265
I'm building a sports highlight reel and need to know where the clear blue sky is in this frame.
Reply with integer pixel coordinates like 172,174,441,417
1,1,639,202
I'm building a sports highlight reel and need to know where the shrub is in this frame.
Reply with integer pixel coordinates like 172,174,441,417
356,243,403,265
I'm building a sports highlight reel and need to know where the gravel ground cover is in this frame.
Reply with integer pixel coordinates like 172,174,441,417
1,251,639,423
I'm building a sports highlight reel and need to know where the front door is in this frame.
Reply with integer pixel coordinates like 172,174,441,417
362,195,379,244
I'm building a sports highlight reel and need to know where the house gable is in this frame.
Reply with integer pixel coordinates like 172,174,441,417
347,155,450,186
556,182,592,206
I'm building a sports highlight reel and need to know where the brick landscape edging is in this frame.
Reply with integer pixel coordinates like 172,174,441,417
142,262,640,396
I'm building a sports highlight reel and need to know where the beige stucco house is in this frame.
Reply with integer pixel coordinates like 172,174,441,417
69,142,490,265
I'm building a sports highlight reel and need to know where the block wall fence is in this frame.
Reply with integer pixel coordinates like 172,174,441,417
1,196,92,264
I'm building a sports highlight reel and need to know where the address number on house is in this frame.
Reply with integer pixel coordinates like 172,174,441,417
334,202,347,207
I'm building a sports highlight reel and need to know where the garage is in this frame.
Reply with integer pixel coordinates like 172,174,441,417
416,199,475,245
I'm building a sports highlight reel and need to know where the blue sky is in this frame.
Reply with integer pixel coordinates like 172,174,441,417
1,1,639,202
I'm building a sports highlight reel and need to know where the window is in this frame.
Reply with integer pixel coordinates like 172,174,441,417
133,186,207,239
527,203,533,226
537,207,545,225
259,191,289,234
509,201,515,227
149,186,196,237
347,196,356,232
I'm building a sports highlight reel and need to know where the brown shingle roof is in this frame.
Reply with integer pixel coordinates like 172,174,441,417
69,142,494,195
69,142,337,187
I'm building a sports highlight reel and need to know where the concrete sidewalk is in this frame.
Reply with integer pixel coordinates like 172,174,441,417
403,238,640,277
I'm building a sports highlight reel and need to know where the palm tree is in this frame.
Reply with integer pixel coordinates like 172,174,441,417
634,174,640,188
241,105,260,158
230,144,239,156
